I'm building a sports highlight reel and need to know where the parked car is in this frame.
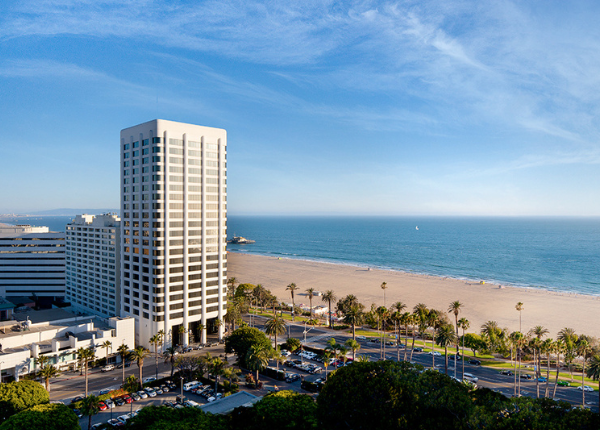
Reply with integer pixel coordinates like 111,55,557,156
114,397,125,406
161,384,170,393
143,376,157,383
463,373,479,383
144,388,157,397
73,409,83,418
98,401,108,411
183,400,200,407
70,396,85,404
577,385,594,392
500,370,514,376
131,393,141,401
121,395,133,404
137,391,148,399
154,387,164,395
468,359,481,366
107,418,125,427
117,414,131,424
101,364,115,372
104,399,115,409
99,389,111,395
285,373,300,383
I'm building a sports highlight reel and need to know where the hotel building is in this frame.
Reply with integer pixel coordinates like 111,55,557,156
120,119,227,348
0,224,65,301
65,214,121,318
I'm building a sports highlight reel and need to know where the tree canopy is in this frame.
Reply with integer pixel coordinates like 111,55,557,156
0,380,49,421
126,405,227,430
225,326,272,368
0,403,78,430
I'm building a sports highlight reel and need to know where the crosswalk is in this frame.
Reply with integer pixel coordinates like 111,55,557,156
305,333,335,344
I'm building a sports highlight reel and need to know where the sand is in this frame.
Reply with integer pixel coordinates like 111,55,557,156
227,252,600,338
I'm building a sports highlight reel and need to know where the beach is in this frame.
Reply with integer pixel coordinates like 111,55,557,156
228,252,600,338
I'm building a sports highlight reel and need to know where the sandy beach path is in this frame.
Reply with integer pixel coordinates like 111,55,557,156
228,252,600,338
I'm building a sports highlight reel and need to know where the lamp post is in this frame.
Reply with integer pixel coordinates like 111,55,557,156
301,321,316,365
0,361,4,384
180,377,185,404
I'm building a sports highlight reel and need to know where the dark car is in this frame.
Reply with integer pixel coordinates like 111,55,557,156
500,370,514,376
73,409,83,418
285,373,300,383
70,396,84,405
520,374,532,379
413,347,423,352
114,397,125,407
448,354,462,361
468,359,481,366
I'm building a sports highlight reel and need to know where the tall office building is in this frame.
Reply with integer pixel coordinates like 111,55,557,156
120,120,227,347
0,224,65,300
65,214,121,318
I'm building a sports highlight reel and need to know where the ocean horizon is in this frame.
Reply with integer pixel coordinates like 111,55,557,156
3,214,600,297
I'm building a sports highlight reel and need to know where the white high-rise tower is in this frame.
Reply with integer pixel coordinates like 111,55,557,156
120,120,227,347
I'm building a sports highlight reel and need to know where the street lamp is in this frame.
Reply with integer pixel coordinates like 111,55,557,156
0,361,4,384
301,321,316,365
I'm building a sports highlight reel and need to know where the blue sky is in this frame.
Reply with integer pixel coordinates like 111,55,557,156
1,0,599,216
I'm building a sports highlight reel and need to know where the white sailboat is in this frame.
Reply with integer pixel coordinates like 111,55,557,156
415,226,419,230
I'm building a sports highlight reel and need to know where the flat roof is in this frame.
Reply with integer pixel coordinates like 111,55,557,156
200,391,261,415
13,308,78,324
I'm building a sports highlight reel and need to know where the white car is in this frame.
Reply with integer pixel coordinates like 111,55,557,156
117,414,131,424
145,388,157,397
427,351,442,356
356,336,367,341
101,365,115,372
137,391,148,399
577,385,594,392
143,377,156,383
281,350,291,357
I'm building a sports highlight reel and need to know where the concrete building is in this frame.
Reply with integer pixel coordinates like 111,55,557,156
65,214,121,318
0,308,135,383
0,223,65,301
120,119,227,348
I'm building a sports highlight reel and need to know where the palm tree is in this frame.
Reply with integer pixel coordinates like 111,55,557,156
427,309,441,368
380,282,388,307
150,334,161,380
530,325,549,398
509,331,522,396
271,347,286,372
481,320,502,354
131,346,150,390
558,327,577,381
39,364,59,391
357,354,370,362
458,318,469,380
223,366,241,388
411,304,428,362
210,357,225,393
246,344,270,387
436,324,457,375
552,339,565,398
448,301,462,356
377,306,389,360
226,277,237,298
306,288,315,320
577,337,591,407
164,346,177,378
399,312,411,361
322,290,337,329
345,339,361,361
322,351,332,380
343,304,364,340
34,355,50,380
264,314,287,349
585,354,600,411
117,343,129,384
101,340,112,364
286,283,299,320
177,325,187,346
515,302,524,333
77,347,95,397
80,395,102,430
541,338,554,397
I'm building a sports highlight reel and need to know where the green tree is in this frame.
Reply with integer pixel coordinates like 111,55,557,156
225,326,272,368
345,339,361,361
448,300,462,356
463,333,485,358
150,334,162,380
322,290,337,329
246,345,270,387
0,403,78,430
306,287,315,320
117,343,130,384
282,337,301,353
286,283,299,320
577,337,592,407
80,394,102,430
101,340,112,364
586,353,600,411
125,404,228,430
458,318,470,380
230,390,318,430
558,327,578,381
38,365,59,392
264,314,287,348
436,324,457,375
343,304,364,340
77,347,95,397
0,380,50,421
123,375,139,394
131,346,150,390
163,346,177,378
209,357,226,394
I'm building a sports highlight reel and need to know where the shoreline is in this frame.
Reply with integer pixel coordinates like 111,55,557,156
227,252,600,338
230,250,600,299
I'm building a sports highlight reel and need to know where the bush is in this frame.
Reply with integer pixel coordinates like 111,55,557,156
0,380,49,421
0,403,78,430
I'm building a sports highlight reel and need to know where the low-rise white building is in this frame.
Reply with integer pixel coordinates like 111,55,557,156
0,309,135,382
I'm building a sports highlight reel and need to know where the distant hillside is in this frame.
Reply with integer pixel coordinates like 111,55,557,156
27,208,120,216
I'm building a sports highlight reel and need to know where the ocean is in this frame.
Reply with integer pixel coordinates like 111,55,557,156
227,216,600,297
5,215,600,296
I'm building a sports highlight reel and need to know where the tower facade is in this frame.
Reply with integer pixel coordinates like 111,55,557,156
120,120,227,347
65,214,121,318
